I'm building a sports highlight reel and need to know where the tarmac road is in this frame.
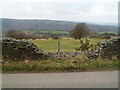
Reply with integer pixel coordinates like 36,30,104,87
2,71,118,88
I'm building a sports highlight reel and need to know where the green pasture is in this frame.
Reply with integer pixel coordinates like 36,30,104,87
98,31,117,34
24,30,69,34
28,38,103,52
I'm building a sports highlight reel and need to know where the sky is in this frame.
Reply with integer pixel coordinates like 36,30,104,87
0,0,119,24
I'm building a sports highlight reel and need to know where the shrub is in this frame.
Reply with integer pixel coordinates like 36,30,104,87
41,34,51,39
103,36,111,39
51,34,60,39
4,30,28,39
4,30,41,40
75,39,99,52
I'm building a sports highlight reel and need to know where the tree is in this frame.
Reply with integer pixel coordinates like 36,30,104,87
70,23,90,39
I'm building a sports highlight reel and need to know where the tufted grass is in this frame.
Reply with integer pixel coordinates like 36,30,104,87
28,38,103,52
2,57,118,73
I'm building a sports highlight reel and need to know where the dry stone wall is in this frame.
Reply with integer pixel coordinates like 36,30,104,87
99,37,120,59
45,52,83,58
1,37,119,60
84,37,120,59
1,37,48,60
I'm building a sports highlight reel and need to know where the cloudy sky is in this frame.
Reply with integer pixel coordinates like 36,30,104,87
0,0,119,24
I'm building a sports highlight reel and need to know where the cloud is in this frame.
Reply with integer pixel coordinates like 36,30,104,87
0,0,119,23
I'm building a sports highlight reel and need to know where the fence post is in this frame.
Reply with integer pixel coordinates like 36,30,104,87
57,41,60,52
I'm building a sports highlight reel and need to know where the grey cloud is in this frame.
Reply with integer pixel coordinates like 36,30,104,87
0,0,118,23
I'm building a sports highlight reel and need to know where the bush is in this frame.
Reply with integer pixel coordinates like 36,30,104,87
4,30,28,39
41,34,51,39
51,34,60,39
103,36,111,39
27,34,41,39
4,30,41,40
75,39,99,52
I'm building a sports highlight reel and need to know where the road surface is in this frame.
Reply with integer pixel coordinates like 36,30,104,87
2,71,118,88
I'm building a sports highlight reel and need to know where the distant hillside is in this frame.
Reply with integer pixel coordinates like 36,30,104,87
1,18,117,33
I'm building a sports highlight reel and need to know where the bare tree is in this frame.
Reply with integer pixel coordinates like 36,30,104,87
70,23,90,39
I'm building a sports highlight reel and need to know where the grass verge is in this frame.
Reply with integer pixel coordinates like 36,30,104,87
2,57,118,73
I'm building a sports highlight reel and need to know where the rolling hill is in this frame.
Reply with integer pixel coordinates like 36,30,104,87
1,18,118,33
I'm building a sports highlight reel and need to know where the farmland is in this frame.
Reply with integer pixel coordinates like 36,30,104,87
2,28,118,73
23,30,117,35
24,30,69,35
28,38,103,52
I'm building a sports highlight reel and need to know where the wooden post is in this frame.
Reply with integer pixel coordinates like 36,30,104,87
57,41,60,52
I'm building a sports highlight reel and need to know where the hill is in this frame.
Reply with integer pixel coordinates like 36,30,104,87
1,18,117,33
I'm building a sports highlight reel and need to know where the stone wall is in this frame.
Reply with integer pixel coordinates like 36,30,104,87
99,37,120,59
84,37,120,59
2,37,119,60
45,52,83,58
1,37,48,60
43,37,120,60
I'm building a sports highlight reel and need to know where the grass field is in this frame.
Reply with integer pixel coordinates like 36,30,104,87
28,38,103,52
99,31,117,34
24,30,69,34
